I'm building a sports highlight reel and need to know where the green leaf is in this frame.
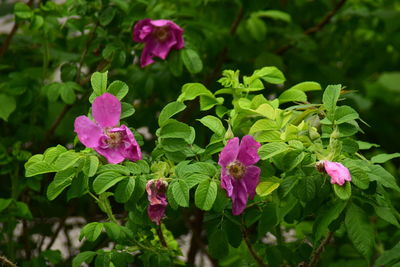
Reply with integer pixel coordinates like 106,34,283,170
334,106,359,124
249,119,278,134
333,182,351,200
60,84,76,104
43,145,67,164
80,222,103,242
195,179,217,211
345,203,375,261
313,201,347,242
168,50,183,76
99,6,116,26
54,151,81,171
26,161,57,177
368,165,400,192
288,81,321,92
256,181,280,196
14,2,33,19
0,94,16,121
200,95,223,111
254,66,285,84
114,177,135,203
208,229,229,259
98,164,130,176
93,172,126,194
254,10,291,22
356,141,379,150
371,153,400,164
91,71,108,95
83,156,99,177
158,101,186,126
278,89,307,104
171,180,189,207
322,84,341,119
258,203,278,237
72,251,97,267
159,120,195,144
0,198,13,213
246,15,267,42
107,81,129,100
47,177,73,201
375,241,400,266
120,102,135,119
181,49,203,74
258,142,289,160
198,115,225,136
294,176,316,201
177,83,212,102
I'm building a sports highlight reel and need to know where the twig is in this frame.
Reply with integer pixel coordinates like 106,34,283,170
156,225,167,248
275,0,347,55
0,0,35,58
307,232,334,267
0,255,18,267
242,223,268,267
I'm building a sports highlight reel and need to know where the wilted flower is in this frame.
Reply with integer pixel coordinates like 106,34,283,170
218,135,261,215
316,160,352,186
146,179,168,225
74,93,142,164
133,19,184,67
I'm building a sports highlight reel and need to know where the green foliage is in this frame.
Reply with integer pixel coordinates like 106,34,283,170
1,0,399,266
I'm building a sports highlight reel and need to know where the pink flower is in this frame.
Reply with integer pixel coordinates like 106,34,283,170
74,93,142,164
146,179,168,225
133,19,184,67
218,135,261,215
323,161,352,186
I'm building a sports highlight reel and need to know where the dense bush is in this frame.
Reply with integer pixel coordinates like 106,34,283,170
0,0,399,266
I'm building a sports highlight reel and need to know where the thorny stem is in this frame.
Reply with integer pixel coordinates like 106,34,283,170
275,0,347,55
307,232,334,267
241,217,268,267
156,225,168,248
0,255,18,267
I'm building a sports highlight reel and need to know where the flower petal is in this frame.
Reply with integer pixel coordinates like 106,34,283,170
95,146,125,164
140,41,156,67
237,135,261,165
133,19,153,42
148,204,167,225
231,178,248,216
218,137,240,167
92,93,121,128
74,116,103,148
243,165,260,199
220,168,234,197
324,161,352,186
118,125,142,162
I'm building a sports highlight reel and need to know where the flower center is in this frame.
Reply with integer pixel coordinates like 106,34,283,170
227,161,246,179
152,26,170,42
106,131,123,148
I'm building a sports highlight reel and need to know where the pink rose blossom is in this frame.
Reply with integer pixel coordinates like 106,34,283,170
218,135,261,215
146,179,168,225
133,19,184,67
324,161,352,186
74,93,142,164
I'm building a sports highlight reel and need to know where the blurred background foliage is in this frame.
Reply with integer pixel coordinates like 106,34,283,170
0,0,399,266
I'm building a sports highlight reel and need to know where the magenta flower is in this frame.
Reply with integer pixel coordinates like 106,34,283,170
324,161,352,186
218,135,261,215
133,19,184,67
74,93,142,164
146,179,168,225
